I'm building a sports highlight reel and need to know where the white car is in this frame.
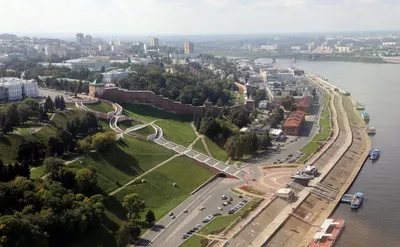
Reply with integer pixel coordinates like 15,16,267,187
198,206,205,210
221,195,227,200
217,206,223,211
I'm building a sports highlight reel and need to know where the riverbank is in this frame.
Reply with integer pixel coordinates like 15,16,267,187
206,50,390,64
236,75,371,247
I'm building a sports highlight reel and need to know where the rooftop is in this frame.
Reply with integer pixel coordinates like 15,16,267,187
283,110,306,128
0,77,37,85
296,95,313,108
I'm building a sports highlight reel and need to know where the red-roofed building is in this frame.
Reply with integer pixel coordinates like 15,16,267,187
296,96,313,113
283,110,306,136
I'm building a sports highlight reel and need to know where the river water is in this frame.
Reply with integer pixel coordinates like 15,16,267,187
255,58,400,247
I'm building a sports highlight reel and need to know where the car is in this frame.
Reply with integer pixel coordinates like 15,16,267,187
229,196,233,201
182,234,190,239
228,210,235,214
183,209,188,213
290,139,293,142
169,212,174,216
242,199,248,203
273,161,277,164
223,202,229,206
196,224,202,228
198,206,205,210
277,158,281,162
239,202,245,206
171,215,176,219
221,195,227,200
288,154,293,157
213,212,222,216
189,230,195,234
239,195,243,198
289,159,296,163
217,206,223,210
186,231,192,235
285,156,290,160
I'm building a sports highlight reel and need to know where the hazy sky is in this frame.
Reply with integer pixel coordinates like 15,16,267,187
1,0,399,35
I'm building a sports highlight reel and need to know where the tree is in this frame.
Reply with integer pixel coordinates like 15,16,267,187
281,96,295,110
59,96,66,110
199,117,222,139
259,134,271,150
75,168,97,192
230,108,250,128
116,222,141,247
122,193,146,221
17,104,32,123
43,157,65,173
17,141,45,166
145,209,156,226
44,96,54,112
38,106,48,122
49,166,75,189
47,137,64,157
21,98,39,112
54,96,60,110
4,104,19,126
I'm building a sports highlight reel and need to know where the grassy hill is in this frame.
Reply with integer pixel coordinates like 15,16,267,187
123,104,197,147
85,101,115,113
68,136,175,193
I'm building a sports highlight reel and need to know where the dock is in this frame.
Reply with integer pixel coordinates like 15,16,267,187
341,194,353,203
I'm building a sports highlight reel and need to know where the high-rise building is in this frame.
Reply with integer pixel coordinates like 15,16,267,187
84,35,92,45
76,33,84,45
184,42,194,54
151,37,159,47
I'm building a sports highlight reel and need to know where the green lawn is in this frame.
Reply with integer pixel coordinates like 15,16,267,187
198,199,262,235
67,136,175,193
30,165,47,179
123,104,196,147
52,109,87,128
112,156,214,221
134,125,155,136
15,122,43,135
98,119,111,131
180,235,208,247
117,120,140,130
85,100,115,113
193,138,208,155
297,94,332,164
204,137,228,162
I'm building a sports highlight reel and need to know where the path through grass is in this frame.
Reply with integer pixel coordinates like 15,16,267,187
85,100,114,113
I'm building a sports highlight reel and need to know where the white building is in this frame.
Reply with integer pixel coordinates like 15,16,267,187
65,56,111,70
336,46,350,53
261,44,278,51
0,77,39,101
101,69,129,83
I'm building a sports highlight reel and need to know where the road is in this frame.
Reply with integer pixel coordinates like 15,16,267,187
137,178,248,247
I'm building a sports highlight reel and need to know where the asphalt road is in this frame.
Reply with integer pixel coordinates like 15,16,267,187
138,178,246,247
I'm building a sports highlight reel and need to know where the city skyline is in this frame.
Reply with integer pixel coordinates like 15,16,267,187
1,0,400,35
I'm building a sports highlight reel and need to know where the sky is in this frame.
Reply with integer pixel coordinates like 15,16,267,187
1,0,400,36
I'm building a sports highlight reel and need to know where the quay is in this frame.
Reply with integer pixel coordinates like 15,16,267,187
234,74,371,247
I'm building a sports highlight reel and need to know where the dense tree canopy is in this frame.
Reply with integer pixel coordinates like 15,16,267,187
0,177,104,247
118,64,235,106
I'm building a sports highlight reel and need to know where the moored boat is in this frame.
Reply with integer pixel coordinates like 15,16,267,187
351,192,364,209
308,219,345,247
369,149,380,160
361,111,370,122
291,171,314,181
367,127,376,135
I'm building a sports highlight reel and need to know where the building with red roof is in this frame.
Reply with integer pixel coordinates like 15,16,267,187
296,96,313,113
283,110,306,136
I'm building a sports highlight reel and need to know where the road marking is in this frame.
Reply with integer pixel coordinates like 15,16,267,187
148,179,221,245
164,194,213,242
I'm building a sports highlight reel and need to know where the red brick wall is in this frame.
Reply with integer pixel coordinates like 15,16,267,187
102,87,250,117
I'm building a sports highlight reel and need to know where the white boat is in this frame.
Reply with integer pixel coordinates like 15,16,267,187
367,127,376,135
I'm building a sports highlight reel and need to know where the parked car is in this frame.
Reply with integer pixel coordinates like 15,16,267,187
217,206,223,211
213,212,222,216
288,154,293,157
169,212,174,216
182,234,190,239
171,215,176,219
198,206,205,210
221,195,227,200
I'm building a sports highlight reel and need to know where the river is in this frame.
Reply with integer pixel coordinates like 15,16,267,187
255,58,400,247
